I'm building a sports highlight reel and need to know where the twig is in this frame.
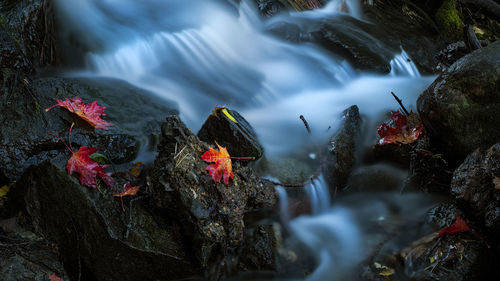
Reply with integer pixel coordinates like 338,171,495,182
391,92,410,116
299,115,311,134
125,195,149,239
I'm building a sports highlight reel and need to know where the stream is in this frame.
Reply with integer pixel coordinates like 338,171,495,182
52,0,441,280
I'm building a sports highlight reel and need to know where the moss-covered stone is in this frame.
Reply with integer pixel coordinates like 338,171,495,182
435,0,464,42
417,40,500,164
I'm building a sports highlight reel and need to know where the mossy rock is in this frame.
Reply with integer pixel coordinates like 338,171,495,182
435,0,464,42
417,40,500,164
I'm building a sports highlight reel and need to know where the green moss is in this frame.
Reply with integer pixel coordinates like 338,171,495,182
435,0,464,41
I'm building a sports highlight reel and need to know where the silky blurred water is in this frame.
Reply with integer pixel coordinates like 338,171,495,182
53,0,437,280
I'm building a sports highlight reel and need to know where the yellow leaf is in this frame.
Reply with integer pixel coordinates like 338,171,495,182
0,185,10,200
222,108,238,123
379,267,395,276
493,176,500,190
430,256,435,263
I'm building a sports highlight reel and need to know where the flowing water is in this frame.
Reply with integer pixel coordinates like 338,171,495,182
53,0,439,279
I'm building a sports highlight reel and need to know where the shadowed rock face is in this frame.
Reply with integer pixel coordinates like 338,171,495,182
451,143,500,236
152,116,277,279
322,105,361,194
418,40,500,164
198,107,264,160
8,161,198,281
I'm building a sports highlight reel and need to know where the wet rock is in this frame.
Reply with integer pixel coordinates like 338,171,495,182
256,156,315,185
417,40,500,163
451,143,500,235
362,0,444,73
0,76,178,181
0,227,69,281
152,116,277,279
8,161,198,281
198,107,264,160
237,224,279,271
254,0,287,17
346,164,408,193
322,105,361,193
407,136,452,194
393,202,495,281
0,0,58,69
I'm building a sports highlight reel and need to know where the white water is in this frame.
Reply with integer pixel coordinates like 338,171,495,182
53,0,436,280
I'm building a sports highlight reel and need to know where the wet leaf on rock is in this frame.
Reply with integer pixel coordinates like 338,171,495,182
493,176,500,190
49,273,64,281
46,97,113,129
201,143,234,184
377,111,423,145
438,214,470,237
67,146,114,189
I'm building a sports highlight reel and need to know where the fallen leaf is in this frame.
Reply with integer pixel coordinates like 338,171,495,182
494,176,500,190
113,182,140,198
0,184,10,200
212,105,227,117
49,273,64,281
201,143,234,184
377,111,423,145
438,214,471,237
374,262,395,276
113,183,140,211
221,108,238,123
67,146,114,189
89,152,110,164
46,97,113,129
128,162,143,177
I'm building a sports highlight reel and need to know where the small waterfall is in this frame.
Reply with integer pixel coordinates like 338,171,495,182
275,185,291,223
389,48,421,77
305,175,330,214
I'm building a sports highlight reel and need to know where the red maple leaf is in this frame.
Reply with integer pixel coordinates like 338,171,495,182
67,146,114,188
438,214,471,237
113,182,140,211
49,124,114,189
49,273,64,281
46,97,113,129
377,111,423,145
113,182,140,198
201,143,234,184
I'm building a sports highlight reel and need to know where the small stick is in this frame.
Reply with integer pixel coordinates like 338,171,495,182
391,91,410,116
300,115,311,134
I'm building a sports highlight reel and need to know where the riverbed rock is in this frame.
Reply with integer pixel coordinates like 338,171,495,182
0,76,178,182
322,105,361,193
451,143,500,236
7,161,198,281
152,115,277,279
417,40,500,163
396,219,493,281
198,107,264,160
0,0,58,69
0,228,69,281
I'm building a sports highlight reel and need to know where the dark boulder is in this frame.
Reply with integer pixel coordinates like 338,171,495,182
451,143,500,236
0,227,69,281
396,204,494,281
7,161,198,281
198,107,264,160
0,0,58,69
322,105,361,193
417,40,500,163
0,76,178,181
152,115,277,279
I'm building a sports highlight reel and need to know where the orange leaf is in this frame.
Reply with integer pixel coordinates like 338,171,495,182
113,182,141,198
46,97,113,129
67,146,114,188
128,162,143,178
438,214,471,237
49,273,64,281
201,143,234,184
377,111,423,145
494,176,500,190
